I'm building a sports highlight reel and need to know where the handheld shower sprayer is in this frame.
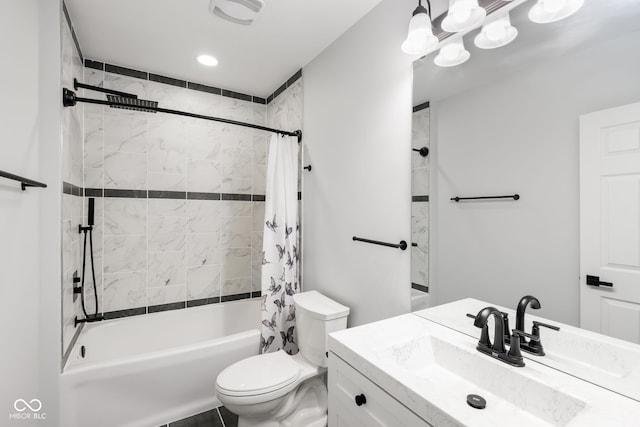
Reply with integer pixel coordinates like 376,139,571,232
88,197,94,227
75,197,103,327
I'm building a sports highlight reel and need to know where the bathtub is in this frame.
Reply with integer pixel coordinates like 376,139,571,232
61,299,261,427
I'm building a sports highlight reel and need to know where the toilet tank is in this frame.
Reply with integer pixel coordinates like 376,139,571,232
292,291,350,368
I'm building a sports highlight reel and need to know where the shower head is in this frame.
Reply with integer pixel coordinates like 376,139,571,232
106,95,158,113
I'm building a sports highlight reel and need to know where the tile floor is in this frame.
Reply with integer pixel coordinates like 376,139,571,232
159,406,238,427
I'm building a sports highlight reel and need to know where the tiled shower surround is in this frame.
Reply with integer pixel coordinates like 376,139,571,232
411,103,430,293
59,3,303,358
82,66,303,315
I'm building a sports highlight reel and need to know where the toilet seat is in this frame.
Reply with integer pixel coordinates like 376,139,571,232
216,351,301,398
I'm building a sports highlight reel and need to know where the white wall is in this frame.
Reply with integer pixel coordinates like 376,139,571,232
0,1,42,422
431,29,640,325
0,1,62,425
38,0,63,424
302,0,415,326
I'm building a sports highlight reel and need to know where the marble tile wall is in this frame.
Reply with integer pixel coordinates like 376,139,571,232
61,4,86,360
411,106,430,292
79,62,303,318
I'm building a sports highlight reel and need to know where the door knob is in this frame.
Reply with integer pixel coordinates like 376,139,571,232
355,393,367,406
586,275,613,288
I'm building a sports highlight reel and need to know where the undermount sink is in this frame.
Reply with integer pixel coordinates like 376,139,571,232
414,298,640,401
373,327,585,427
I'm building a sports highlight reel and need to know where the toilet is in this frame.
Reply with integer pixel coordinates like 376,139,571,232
216,291,350,427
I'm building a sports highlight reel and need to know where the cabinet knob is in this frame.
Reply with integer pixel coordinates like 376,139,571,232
355,393,367,406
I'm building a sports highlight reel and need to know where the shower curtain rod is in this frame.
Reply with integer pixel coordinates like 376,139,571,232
62,86,303,143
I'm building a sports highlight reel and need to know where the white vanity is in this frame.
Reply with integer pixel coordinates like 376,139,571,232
327,301,640,426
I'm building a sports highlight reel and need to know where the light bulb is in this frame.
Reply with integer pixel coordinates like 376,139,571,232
529,0,584,23
486,22,507,41
542,0,565,13
453,7,472,24
443,45,459,60
434,39,470,67
441,0,486,33
474,13,518,49
401,4,439,55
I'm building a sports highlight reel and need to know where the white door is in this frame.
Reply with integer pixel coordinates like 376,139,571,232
580,102,640,343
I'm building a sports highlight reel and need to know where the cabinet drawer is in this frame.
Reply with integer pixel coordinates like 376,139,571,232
328,352,431,427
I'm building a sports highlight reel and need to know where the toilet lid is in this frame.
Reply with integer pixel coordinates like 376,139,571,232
216,350,300,396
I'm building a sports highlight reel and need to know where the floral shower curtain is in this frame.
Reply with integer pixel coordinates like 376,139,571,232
260,134,299,355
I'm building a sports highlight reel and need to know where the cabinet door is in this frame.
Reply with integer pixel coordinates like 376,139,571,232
328,353,431,427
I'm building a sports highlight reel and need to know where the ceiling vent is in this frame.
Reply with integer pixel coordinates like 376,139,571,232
209,0,265,26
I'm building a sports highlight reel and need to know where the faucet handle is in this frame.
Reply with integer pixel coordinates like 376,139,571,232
532,321,560,332
506,329,538,366
512,329,540,342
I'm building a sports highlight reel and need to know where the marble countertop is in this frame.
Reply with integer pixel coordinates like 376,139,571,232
415,298,640,402
329,312,640,427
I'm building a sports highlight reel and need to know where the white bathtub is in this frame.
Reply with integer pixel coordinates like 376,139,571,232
61,299,260,427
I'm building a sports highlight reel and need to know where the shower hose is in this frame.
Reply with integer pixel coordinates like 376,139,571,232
80,227,100,319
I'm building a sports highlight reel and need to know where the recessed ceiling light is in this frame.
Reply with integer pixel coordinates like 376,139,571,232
197,55,218,66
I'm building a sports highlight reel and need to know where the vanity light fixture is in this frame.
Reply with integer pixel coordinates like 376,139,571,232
434,39,470,67
197,54,219,66
528,0,584,24
474,13,518,49
401,0,439,55
441,0,487,33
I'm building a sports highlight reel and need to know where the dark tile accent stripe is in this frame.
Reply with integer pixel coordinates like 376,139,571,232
222,89,252,103
221,293,251,302
148,302,186,314
187,82,222,95
61,323,84,369
103,307,146,320
413,101,430,113
84,59,104,71
149,73,187,88
271,84,286,102
149,191,187,199
222,193,251,201
88,62,265,105
412,195,430,202
251,291,262,298
412,283,429,293
84,188,103,197
267,69,303,104
286,69,303,88
62,1,84,62
62,182,83,196
105,63,148,80
61,186,266,201
104,189,148,198
187,192,221,200
186,297,221,308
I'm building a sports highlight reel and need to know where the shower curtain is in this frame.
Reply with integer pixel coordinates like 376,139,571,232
260,134,299,355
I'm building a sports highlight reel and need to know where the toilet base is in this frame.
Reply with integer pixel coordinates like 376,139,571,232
237,376,328,427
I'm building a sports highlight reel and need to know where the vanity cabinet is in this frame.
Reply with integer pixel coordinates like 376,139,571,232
328,352,431,427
